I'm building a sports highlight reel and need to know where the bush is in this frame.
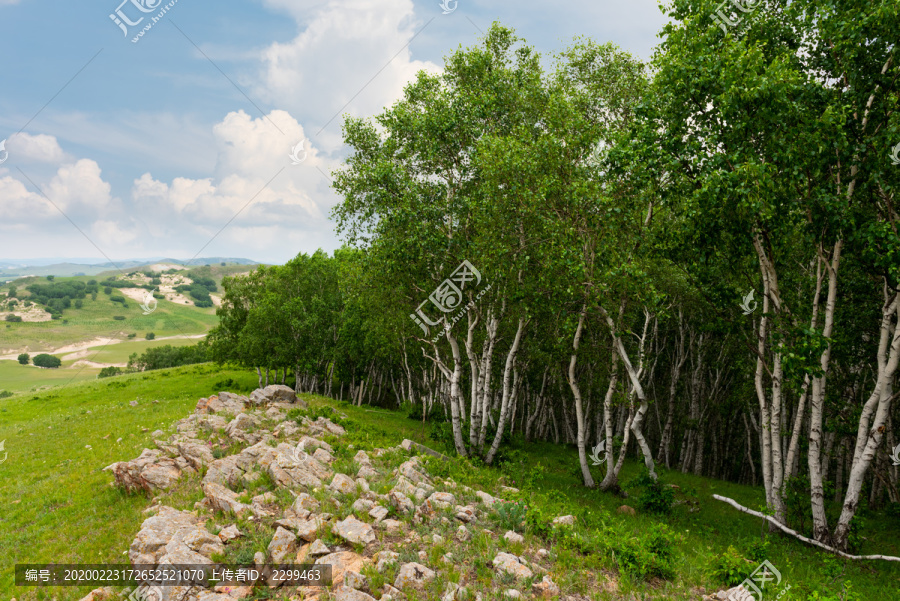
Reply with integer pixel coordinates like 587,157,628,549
33,354,62,368
710,545,752,586
113,316,126,321
103,286,112,295
495,500,528,531
17,353,29,365
5,315,22,322
127,333,136,338
74,299,83,309
145,332,156,340
98,366,123,378
0,390,13,399
126,343,209,371
625,470,675,515
611,522,679,581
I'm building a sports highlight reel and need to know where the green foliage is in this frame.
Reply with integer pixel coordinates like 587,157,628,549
610,522,678,581
5,315,22,322
145,332,156,340
127,344,209,371
17,353,29,365
494,500,528,532
710,545,751,586
98,367,123,379
112,315,126,321
624,470,674,515
32,354,61,368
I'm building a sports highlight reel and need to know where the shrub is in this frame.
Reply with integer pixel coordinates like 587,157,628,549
5,315,22,322
74,299,83,309
495,500,528,532
98,366,123,378
126,343,208,371
145,332,156,340
611,523,679,581
113,316,126,321
103,286,112,295
710,545,751,586
17,353,29,365
0,390,13,399
33,354,62,368
127,333,136,338
625,470,675,515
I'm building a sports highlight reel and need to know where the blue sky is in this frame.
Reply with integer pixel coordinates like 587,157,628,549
0,0,669,264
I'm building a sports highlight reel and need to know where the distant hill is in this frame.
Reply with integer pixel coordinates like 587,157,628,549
0,258,259,281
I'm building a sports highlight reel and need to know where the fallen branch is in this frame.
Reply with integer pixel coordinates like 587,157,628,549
712,494,900,562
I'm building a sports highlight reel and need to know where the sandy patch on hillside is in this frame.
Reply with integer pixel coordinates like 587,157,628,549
210,293,222,307
119,287,156,303
0,336,118,361
159,285,194,306
0,305,52,322
70,360,127,369
148,263,186,272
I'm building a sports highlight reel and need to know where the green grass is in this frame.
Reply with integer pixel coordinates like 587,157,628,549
0,364,898,600
0,278,218,354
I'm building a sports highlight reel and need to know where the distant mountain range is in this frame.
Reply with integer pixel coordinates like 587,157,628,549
0,257,259,280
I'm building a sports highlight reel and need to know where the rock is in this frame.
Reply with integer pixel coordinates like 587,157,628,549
293,492,320,513
104,449,182,494
308,539,331,556
504,531,524,544
454,505,476,523
344,570,369,591
492,552,533,579
249,384,300,406
333,515,376,545
393,562,435,590
353,450,372,465
298,436,334,453
268,526,298,563
356,478,371,493
617,505,636,516
504,591,522,599
532,576,560,598
316,551,365,588
375,550,399,573
536,548,549,559
203,456,246,489
500,485,519,493
378,519,404,535
552,515,576,526
314,416,346,436
368,505,389,522
329,473,357,494
388,491,415,514
397,459,432,487
202,482,248,515
313,447,334,464
357,464,380,480
333,587,376,601
224,413,259,439
129,506,200,564
295,515,329,542
474,490,497,507
218,524,242,542
424,491,456,510
151,429,165,439
130,400,139,407
455,525,470,542
352,498,376,513
392,475,419,498
254,551,265,565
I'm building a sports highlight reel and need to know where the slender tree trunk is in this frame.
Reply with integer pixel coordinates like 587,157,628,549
566,305,595,486
486,317,527,464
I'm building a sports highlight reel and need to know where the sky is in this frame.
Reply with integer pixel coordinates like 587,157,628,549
0,0,669,265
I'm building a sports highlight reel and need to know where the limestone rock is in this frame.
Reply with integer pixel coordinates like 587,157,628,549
375,550,399,573
552,515,576,526
202,482,248,515
313,448,334,464
617,505,636,516
532,575,561,598
316,551,365,588
249,384,300,406
308,539,331,556
218,524,242,543
329,473,356,495
333,515,376,545
455,525,470,542
333,587,376,601
475,491,496,507
129,506,201,565
388,491,415,514
393,562,435,590
353,450,372,465
293,492,320,513
504,531,524,544
368,505,389,522
352,498,375,513
344,570,369,591
104,449,182,494
357,464,380,480
378,519,403,534
504,590,522,599
493,552,533,579
268,526,298,563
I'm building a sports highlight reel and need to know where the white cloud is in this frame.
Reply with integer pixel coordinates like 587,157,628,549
3,132,68,163
256,0,442,150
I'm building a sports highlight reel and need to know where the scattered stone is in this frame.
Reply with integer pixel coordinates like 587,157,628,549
500,485,519,493
394,562,435,590
308,539,331,556
617,505,637,516
504,590,522,599
313,447,334,464
388,491,415,514
432,534,444,545
454,505,476,523
268,526,298,563
104,449,182,494
504,531,524,544
536,548,549,559
293,492,319,513
329,473,357,495
218,524,242,543
353,450,372,465
493,552,533,579
249,384,300,406
378,519,404,535
358,464,380,480
202,482,247,515
344,570,369,591
375,550,399,573
532,575,561,598
352,498,376,513
368,505,389,522
130,401,138,407
552,515,576,526
475,490,496,507
333,586,376,601
333,515,376,545
316,551,365,588
455,525,470,542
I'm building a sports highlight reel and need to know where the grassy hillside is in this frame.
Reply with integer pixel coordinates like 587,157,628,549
0,364,897,600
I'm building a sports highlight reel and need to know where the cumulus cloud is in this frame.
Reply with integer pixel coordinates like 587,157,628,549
256,0,442,149
3,132,68,164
